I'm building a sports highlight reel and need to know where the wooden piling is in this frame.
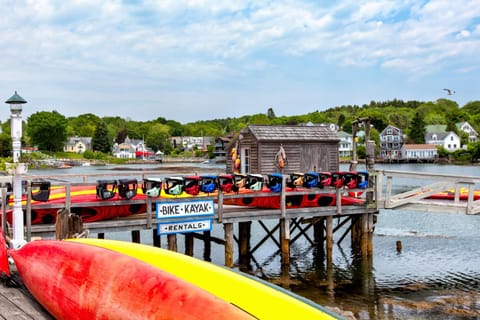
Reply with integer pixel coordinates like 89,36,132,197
203,230,212,262
167,234,177,251
279,218,290,265
152,229,161,247
326,216,333,264
239,221,252,268
224,223,234,268
131,230,140,243
185,233,194,256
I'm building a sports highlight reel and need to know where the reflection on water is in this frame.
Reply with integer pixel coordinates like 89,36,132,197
28,162,480,319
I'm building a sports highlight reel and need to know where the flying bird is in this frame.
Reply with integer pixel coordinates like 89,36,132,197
443,88,455,95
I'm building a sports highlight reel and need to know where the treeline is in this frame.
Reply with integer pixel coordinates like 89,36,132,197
1,98,480,158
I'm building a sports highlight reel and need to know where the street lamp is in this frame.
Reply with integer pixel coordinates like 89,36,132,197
5,91,27,248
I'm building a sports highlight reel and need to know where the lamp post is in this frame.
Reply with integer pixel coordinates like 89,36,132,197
5,91,27,248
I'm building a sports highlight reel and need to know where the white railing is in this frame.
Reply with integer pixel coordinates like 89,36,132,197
372,169,480,215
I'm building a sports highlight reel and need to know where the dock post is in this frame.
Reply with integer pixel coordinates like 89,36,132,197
224,223,234,268
326,215,333,264
167,234,177,251
280,218,290,265
239,221,251,269
131,230,140,243
360,213,368,257
203,230,212,262
152,229,161,247
279,178,290,266
185,233,194,256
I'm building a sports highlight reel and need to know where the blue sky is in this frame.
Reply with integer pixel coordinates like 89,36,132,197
1,0,479,123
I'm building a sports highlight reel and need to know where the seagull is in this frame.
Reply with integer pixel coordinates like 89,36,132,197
443,88,455,95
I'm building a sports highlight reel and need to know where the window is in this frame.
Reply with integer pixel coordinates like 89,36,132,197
241,148,250,173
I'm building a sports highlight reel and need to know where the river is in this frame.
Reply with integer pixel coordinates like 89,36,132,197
28,162,480,319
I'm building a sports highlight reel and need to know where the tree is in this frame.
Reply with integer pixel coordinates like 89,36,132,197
407,112,426,143
91,121,112,154
0,132,12,157
27,111,67,152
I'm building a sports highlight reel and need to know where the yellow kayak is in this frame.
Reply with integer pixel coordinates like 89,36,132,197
69,238,341,319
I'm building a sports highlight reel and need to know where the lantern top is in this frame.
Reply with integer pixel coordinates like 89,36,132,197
5,91,27,104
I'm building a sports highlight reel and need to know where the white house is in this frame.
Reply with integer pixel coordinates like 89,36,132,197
400,144,438,161
457,121,478,143
337,131,353,158
425,131,461,152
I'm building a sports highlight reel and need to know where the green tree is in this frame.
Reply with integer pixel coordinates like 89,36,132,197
146,123,170,152
0,132,12,157
27,111,67,151
67,113,100,137
407,112,426,143
91,121,112,154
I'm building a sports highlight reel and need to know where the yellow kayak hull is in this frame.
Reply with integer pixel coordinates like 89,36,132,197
69,238,339,320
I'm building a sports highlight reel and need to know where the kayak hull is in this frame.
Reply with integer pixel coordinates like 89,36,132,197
70,238,340,320
10,240,253,320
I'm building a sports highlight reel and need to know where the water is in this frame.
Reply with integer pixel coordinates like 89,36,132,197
28,162,480,319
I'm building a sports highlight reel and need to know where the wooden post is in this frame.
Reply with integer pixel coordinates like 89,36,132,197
203,230,212,262
152,229,161,247
55,208,84,240
185,233,194,256
224,223,234,268
280,176,290,266
131,230,141,243
238,221,251,269
280,218,290,266
167,234,177,251
326,215,333,264
360,213,368,257
313,217,324,248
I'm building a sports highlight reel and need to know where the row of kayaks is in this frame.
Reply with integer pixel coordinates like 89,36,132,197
2,171,370,225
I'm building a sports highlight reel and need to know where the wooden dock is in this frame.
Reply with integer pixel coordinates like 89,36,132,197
0,274,53,319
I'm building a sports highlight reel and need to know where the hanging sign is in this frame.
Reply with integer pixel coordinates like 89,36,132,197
156,200,215,219
157,219,212,235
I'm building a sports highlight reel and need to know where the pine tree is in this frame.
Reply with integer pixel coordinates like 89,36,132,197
408,112,426,143
91,121,112,154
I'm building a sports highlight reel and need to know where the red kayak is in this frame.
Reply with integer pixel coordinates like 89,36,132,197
0,237,254,320
6,179,150,225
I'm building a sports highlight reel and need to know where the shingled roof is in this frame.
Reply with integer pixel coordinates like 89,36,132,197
243,125,340,142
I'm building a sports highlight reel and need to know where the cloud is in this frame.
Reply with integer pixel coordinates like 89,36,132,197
0,0,478,122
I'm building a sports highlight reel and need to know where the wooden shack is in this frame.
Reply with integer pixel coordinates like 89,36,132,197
226,125,340,174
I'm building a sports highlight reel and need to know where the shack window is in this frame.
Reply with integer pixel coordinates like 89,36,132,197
241,148,250,173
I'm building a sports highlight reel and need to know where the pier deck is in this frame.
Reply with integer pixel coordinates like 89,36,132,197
0,276,53,319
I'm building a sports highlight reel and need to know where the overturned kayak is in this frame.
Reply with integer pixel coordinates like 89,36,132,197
69,238,341,319
0,237,255,320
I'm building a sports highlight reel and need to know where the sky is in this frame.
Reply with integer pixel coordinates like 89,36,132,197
1,1,479,124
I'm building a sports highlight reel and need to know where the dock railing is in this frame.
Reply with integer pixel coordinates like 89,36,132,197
373,169,480,215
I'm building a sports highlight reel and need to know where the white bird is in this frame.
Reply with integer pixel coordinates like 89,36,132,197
443,88,455,95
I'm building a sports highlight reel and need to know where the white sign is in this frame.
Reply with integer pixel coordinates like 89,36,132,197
158,219,212,235
156,200,215,218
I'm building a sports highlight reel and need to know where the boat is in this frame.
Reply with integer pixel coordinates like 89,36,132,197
427,187,480,201
0,235,255,320
68,238,340,319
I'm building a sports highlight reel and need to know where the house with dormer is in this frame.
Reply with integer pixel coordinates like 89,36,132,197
457,121,478,143
425,131,461,152
112,136,147,159
379,125,404,160
64,137,92,154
